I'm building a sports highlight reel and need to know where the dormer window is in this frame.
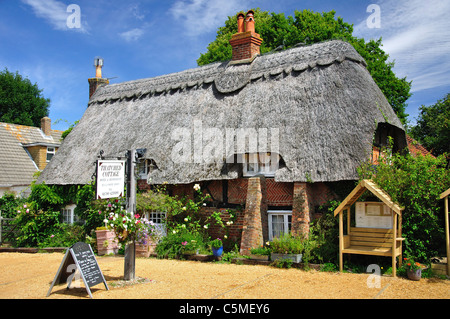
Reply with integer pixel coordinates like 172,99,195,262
243,152,279,177
46,147,55,162
138,159,157,179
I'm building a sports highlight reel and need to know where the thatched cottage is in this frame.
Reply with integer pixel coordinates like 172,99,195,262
39,11,407,253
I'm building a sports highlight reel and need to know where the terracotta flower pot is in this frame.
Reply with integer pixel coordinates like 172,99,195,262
136,242,157,258
95,229,118,256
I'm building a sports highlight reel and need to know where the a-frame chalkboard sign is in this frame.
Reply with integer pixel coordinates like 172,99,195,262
46,242,109,298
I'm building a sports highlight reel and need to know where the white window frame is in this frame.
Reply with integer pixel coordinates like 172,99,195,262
268,210,292,241
61,204,78,224
46,147,55,162
243,152,279,177
138,159,152,179
144,211,167,237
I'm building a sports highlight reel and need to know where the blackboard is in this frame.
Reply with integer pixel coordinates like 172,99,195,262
71,242,104,287
46,242,108,298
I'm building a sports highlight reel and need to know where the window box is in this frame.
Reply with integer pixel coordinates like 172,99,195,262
271,253,302,263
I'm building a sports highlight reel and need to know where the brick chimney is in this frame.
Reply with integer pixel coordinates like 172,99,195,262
229,10,263,63
88,57,109,99
40,117,51,136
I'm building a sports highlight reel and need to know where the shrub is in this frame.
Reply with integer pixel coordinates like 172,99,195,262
250,245,271,256
270,233,305,254
308,200,341,264
155,229,209,259
13,202,61,247
0,193,27,218
38,223,85,248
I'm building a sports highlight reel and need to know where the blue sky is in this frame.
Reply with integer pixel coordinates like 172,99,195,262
1,0,449,131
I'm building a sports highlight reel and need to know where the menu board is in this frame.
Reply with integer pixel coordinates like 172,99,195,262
46,242,108,298
355,202,392,229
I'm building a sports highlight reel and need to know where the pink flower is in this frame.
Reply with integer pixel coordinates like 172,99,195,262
51,235,55,238
182,241,187,246
135,214,140,219
98,210,102,215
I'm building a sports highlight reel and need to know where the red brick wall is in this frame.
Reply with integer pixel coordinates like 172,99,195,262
240,176,268,255
138,178,336,247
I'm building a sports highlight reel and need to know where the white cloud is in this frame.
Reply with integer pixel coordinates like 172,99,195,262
119,28,145,42
353,0,450,93
169,0,252,37
21,0,89,33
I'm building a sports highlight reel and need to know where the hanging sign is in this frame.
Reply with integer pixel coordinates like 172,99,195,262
46,242,109,298
96,159,125,199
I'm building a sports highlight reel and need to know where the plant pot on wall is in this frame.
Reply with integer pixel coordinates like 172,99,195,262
95,229,119,256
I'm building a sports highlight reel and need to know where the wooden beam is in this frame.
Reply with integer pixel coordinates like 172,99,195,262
334,182,363,216
445,196,449,276
362,180,403,215
339,211,343,272
392,213,397,277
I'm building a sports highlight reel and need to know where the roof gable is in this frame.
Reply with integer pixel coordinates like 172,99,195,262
334,179,403,216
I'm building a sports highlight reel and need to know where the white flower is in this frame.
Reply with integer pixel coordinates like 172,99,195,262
184,218,188,222
182,224,186,228
103,219,108,223
203,203,206,206
226,221,233,225
204,225,208,229
173,230,177,234
224,235,228,239
182,207,186,211
193,183,200,191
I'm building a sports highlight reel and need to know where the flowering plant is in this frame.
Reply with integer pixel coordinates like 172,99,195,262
136,218,164,246
403,257,423,271
211,238,223,249
100,197,146,244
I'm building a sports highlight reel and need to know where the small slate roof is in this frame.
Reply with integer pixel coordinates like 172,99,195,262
0,122,62,187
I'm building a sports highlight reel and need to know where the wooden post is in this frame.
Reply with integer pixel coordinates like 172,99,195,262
445,196,449,276
124,242,136,281
339,210,343,272
392,213,397,277
124,149,137,281
398,211,403,267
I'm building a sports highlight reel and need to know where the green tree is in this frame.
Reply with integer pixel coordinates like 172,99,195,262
0,68,50,127
410,93,450,158
197,9,411,124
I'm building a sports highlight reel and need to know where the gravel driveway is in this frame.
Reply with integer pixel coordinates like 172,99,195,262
0,252,448,300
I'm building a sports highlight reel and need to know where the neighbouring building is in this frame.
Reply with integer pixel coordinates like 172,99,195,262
38,11,410,253
0,117,62,197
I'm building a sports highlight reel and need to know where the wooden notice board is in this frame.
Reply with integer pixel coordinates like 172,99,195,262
46,242,108,298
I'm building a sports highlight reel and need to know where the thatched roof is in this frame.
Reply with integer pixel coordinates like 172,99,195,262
39,40,406,186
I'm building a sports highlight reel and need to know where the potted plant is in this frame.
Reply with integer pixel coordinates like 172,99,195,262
211,238,223,257
403,257,425,281
270,233,304,263
135,218,163,257
95,226,119,256
249,245,271,261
